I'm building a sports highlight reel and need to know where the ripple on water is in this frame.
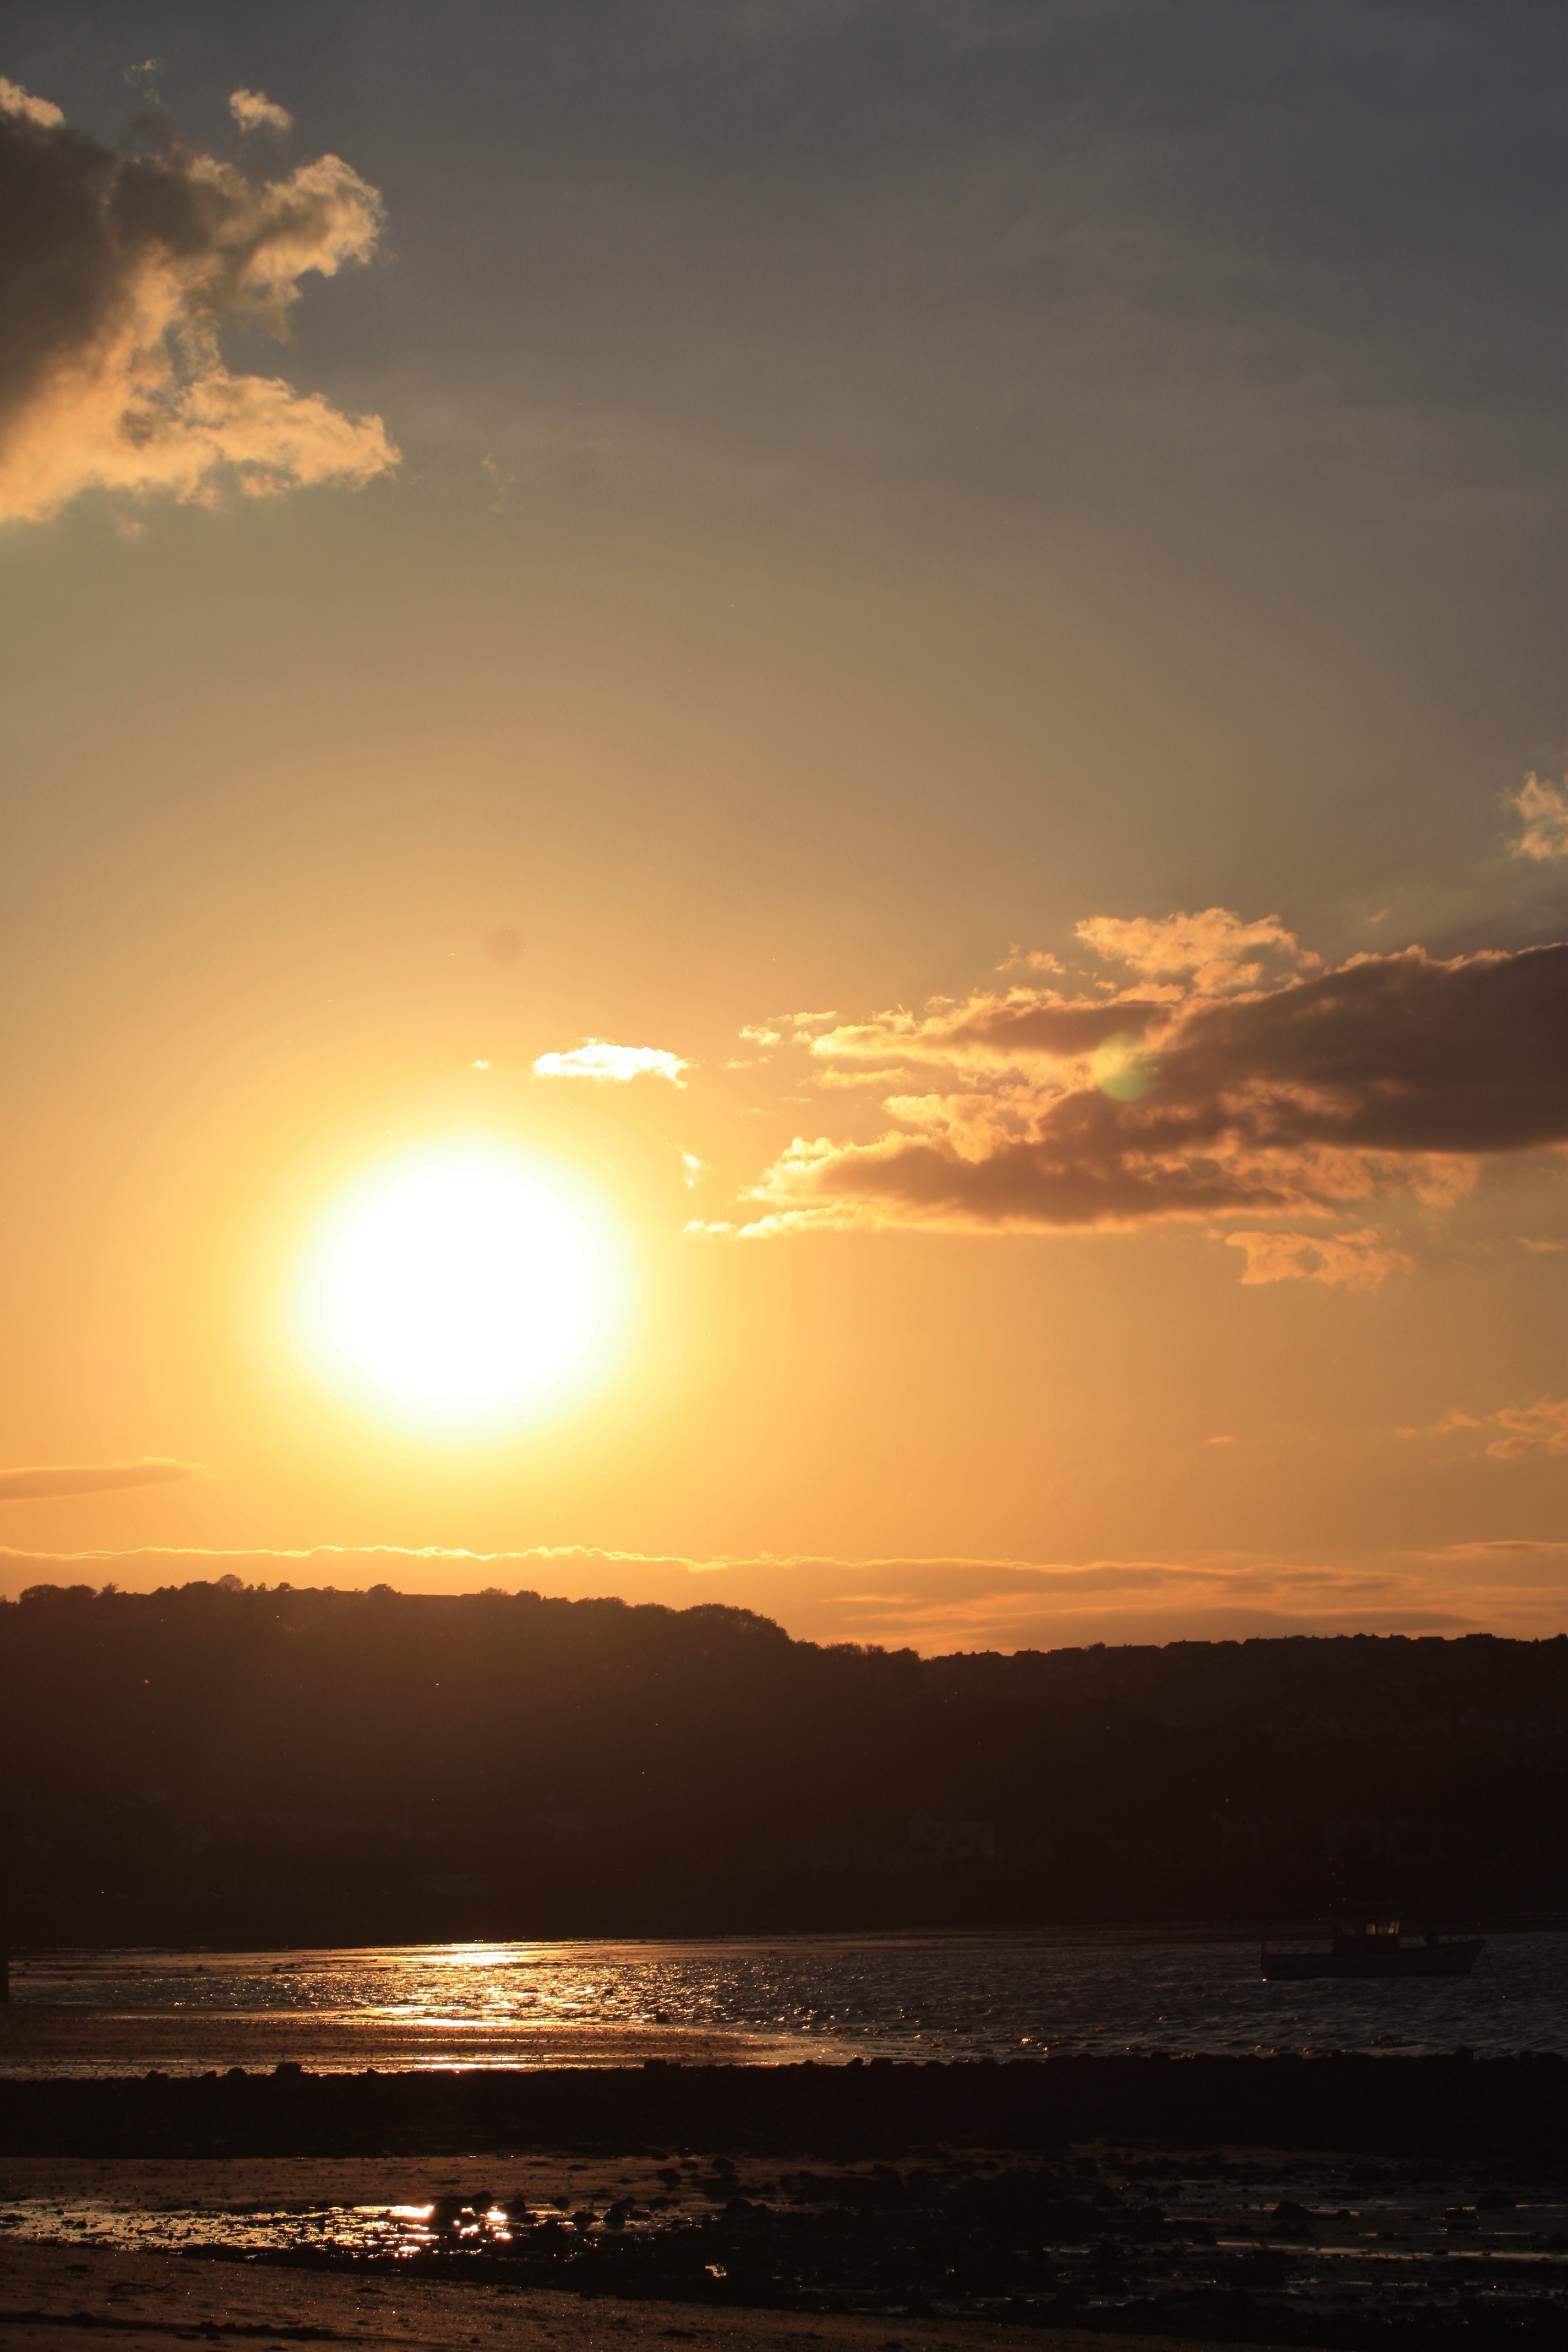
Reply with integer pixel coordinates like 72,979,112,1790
6,1928,1562,2072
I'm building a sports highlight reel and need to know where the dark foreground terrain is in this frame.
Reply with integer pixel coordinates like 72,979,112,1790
0,2243,1233,2352
3,2059,1564,2349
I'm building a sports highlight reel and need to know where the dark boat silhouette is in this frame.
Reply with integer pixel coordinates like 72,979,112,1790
1260,1916,1484,1981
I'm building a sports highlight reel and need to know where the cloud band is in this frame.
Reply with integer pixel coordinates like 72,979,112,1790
0,1459,200,1502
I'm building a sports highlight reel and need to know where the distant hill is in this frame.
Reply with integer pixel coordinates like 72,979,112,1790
4,1582,1565,1942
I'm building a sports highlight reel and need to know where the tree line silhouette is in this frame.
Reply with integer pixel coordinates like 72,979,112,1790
4,1582,1564,1942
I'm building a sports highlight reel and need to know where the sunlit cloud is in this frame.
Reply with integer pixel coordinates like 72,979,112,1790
1507,772,1568,862
229,88,294,136
0,74,62,128
0,79,395,523
0,1458,199,1502
1075,907,1320,991
736,926,1566,1243
1226,1228,1411,1291
532,1039,689,1085
815,1065,909,1089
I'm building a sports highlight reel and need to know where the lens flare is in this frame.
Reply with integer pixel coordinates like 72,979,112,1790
1091,1030,1158,1102
324,1162,601,1408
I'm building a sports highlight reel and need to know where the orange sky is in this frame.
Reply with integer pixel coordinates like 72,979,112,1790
1,11,1563,1649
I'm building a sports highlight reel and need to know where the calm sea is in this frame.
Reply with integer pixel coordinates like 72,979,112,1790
8,1928,1565,2072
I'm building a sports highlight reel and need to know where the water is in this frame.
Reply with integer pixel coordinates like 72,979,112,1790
7,1927,1564,2073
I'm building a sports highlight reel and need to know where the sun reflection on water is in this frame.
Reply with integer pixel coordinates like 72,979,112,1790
10,1930,1561,2073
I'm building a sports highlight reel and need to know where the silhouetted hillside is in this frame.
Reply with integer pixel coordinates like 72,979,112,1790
4,1582,1565,1942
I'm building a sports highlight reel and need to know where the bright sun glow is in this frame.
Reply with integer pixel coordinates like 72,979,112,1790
324,1162,602,1409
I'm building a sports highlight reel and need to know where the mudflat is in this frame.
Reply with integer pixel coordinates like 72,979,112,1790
2,2240,1279,2352
3,2062,1563,2348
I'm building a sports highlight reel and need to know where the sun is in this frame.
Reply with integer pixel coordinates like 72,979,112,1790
322,1159,602,1409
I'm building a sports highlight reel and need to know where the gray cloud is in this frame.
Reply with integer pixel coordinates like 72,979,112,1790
0,77,395,520
0,1458,200,1502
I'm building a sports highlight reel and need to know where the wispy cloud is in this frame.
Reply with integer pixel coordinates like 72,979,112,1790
732,922,1565,1243
532,1039,689,1085
3,1539,1560,1648
1397,1398,1567,1458
1396,1410,1484,1439
0,79,395,523
1507,774,1568,862
0,1458,200,1502
1487,1398,1568,1460
1226,1228,1411,1291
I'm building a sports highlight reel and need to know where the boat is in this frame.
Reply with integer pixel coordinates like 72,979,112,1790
1260,1917,1484,1980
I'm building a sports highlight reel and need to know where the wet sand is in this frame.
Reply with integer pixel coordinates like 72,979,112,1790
2,2239,1270,2352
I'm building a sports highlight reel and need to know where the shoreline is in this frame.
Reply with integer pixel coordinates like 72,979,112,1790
5,2052,1563,2160
14,1912,1565,1959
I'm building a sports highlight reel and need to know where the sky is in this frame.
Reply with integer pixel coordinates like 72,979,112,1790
1,1,1564,1652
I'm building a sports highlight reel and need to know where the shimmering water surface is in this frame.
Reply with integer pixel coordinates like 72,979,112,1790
8,1928,1564,2072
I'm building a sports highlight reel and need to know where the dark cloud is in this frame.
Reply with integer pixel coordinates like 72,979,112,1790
0,78,395,520
0,1459,200,1502
1161,944,1568,1157
744,936,1568,1233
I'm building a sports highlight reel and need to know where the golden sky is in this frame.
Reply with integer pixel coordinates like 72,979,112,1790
1,7,1564,1649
